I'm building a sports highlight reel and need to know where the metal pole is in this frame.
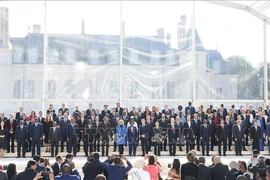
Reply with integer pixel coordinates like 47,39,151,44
192,0,196,106
42,0,48,115
119,1,123,105
264,19,268,106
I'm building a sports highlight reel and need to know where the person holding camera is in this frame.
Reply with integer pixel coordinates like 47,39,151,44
231,161,250,180
83,152,104,180
103,154,133,180
248,155,267,180
17,160,38,180
143,155,162,180
54,164,80,180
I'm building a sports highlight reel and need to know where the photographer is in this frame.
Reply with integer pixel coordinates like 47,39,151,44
232,161,250,180
247,150,259,179
248,155,267,180
143,155,162,180
103,154,133,180
55,164,80,180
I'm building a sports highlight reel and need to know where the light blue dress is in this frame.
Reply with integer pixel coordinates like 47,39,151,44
116,125,127,145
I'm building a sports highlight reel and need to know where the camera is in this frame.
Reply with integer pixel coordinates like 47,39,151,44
41,171,50,180
258,168,267,178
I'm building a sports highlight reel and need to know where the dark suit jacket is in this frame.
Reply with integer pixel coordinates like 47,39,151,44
216,124,228,139
59,119,70,135
192,119,201,136
139,124,150,139
101,109,111,118
200,124,211,139
0,170,7,180
185,106,196,115
15,112,22,120
5,119,17,132
84,125,95,143
51,162,61,176
49,126,61,142
115,107,124,116
183,121,196,139
15,125,28,141
16,168,37,180
167,123,179,141
225,168,238,180
233,124,244,140
198,164,211,180
127,126,138,142
58,108,69,115
30,123,43,140
66,123,79,140
250,126,261,142
36,164,46,173
83,160,104,180
211,163,229,180
181,162,198,180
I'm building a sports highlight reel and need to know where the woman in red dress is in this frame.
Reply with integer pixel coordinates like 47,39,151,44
28,110,37,122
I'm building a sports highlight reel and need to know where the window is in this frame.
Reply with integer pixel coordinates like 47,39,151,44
151,50,159,65
47,48,59,64
26,80,35,98
130,81,138,98
152,81,160,99
129,51,138,65
213,61,220,72
13,80,21,98
28,47,39,64
89,81,98,97
216,87,223,100
67,48,76,64
66,80,75,99
13,47,24,63
48,80,56,98
109,81,118,97
88,49,98,65
109,50,119,64
167,81,175,99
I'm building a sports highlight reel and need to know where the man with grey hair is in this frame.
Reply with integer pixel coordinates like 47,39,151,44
248,155,267,180
130,159,150,180
225,161,239,180
211,156,229,180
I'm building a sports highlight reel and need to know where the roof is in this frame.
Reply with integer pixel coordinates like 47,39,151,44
182,28,205,52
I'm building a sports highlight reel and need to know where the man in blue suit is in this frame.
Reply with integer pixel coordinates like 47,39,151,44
200,119,211,156
127,121,138,156
185,101,196,116
15,120,28,158
60,112,70,152
30,118,43,157
16,160,37,180
55,164,80,180
233,119,245,156
139,119,149,156
67,118,79,157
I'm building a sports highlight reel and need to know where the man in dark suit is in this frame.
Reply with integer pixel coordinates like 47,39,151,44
58,103,69,116
0,113,7,122
185,101,196,115
139,118,149,156
37,111,45,123
0,169,7,180
77,113,88,153
200,119,211,156
30,118,44,157
192,113,202,151
67,118,79,156
175,116,184,151
33,155,46,172
250,120,261,153
101,104,111,119
5,113,17,153
167,118,179,156
51,155,63,176
225,115,233,151
198,157,211,180
83,120,95,156
24,117,32,152
101,117,112,157
207,116,216,151
152,121,162,156
92,116,103,152
115,102,124,116
15,106,24,120
49,121,61,157
216,118,228,156
162,104,170,114
86,103,96,117
211,156,229,180
83,153,104,180
233,119,245,156
183,115,196,153
127,121,138,156
158,114,168,151
60,113,70,152
225,161,238,180
15,120,28,158
16,160,37,180
181,152,199,180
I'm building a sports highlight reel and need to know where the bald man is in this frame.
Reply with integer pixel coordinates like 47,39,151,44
211,156,229,180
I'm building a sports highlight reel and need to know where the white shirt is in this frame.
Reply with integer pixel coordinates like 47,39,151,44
131,169,150,180
127,121,138,129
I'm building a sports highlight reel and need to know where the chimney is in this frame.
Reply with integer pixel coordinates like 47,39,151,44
0,7,9,48
166,34,171,48
177,15,187,50
157,28,164,39
33,24,41,33
81,19,85,34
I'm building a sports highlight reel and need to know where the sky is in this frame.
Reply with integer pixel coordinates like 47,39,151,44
1,1,270,67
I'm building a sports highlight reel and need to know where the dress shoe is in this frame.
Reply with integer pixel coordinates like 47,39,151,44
16,156,20,158
239,154,243,156
243,149,248,151
223,154,227,156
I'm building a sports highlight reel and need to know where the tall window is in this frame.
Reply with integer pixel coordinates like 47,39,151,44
152,81,160,99
216,87,223,100
89,81,98,97
28,47,39,64
130,81,138,98
26,80,35,98
167,81,175,99
66,80,75,98
151,50,159,65
67,48,76,64
109,81,118,97
47,48,60,64
13,80,21,98
48,80,56,98
88,49,98,65
13,47,24,64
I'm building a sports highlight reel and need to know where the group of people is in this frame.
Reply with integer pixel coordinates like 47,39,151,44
0,102,270,158
1,150,270,180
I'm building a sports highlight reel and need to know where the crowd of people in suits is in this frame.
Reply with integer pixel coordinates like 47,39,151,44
0,102,270,158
